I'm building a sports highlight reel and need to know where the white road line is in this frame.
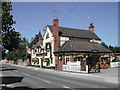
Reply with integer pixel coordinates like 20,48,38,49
63,86,70,88
33,68,40,70
42,80,51,83
33,77,51,83
15,70,18,72
6,84,14,88
27,67,33,69
22,73,30,76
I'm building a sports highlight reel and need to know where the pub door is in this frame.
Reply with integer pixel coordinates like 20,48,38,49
87,55,100,72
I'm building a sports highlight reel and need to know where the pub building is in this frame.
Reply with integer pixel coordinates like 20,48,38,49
31,18,112,73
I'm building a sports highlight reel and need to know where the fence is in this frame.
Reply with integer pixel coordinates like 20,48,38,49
110,62,120,67
63,61,81,72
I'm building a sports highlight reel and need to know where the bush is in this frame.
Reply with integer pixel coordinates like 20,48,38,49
112,59,117,62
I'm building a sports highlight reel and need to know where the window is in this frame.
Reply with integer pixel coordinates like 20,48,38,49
58,56,62,61
46,33,49,39
45,43,51,52
74,57,83,62
74,57,77,62
65,55,69,64
50,58,53,64
33,49,37,54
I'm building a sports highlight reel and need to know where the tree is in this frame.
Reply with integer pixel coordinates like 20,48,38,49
2,2,21,59
102,42,108,49
6,37,29,61
19,37,29,60
102,42,120,53
3,29,21,51
29,31,42,48
2,2,15,33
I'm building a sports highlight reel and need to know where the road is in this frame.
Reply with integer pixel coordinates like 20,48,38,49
0,63,119,90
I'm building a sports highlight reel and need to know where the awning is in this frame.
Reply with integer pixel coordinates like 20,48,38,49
76,54,84,57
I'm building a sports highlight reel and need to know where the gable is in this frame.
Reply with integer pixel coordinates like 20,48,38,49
43,26,53,40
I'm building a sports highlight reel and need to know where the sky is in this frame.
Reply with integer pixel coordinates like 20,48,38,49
11,2,118,46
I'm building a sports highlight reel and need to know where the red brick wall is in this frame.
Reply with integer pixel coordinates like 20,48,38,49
70,55,74,62
38,35,43,41
53,19,59,51
62,56,65,64
89,23,94,32
55,56,59,70
53,19,59,69
89,27,94,32
59,60,63,71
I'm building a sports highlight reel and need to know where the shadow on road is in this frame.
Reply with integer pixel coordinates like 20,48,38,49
0,66,6,68
1,86,46,90
0,76,24,84
1,88,118,90
0,68,17,71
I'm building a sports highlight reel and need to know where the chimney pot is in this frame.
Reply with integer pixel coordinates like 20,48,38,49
38,35,43,41
89,23,94,32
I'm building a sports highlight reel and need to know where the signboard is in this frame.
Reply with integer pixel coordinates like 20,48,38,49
67,61,80,66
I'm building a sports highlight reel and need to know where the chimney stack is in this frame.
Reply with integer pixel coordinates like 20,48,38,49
53,19,59,51
89,23,94,32
38,35,43,41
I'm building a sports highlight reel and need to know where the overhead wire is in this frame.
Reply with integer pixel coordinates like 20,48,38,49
60,2,79,24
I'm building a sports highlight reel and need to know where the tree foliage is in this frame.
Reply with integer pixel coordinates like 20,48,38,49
6,37,29,60
101,42,108,49
3,29,21,51
2,2,15,33
2,2,21,53
102,42,120,53
29,31,41,48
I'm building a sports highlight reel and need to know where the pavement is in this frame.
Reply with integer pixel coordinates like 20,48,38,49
90,67,119,84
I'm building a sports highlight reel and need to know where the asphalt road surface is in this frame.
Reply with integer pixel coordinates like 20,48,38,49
0,63,119,90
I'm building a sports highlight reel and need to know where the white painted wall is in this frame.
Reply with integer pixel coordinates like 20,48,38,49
110,62,120,67
31,49,36,58
60,37,69,46
90,39,101,43
43,26,55,67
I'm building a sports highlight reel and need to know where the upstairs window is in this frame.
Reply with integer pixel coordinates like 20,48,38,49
45,43,51,52
46,33,49,39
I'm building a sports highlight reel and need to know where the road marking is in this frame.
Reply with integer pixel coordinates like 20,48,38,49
33,76,51,83
15,70,18,72
34,68,40,70
22,73,30,76
42,80,51,83
27,67,33,69
63,86,70,88
6,84,14,88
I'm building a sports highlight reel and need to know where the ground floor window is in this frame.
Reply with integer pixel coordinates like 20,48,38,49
32,58,39,65
74,57,83,62
65,55,69,64
50,58,53,64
